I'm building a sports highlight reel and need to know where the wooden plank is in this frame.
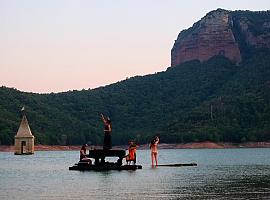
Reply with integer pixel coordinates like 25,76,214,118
157,163,197,167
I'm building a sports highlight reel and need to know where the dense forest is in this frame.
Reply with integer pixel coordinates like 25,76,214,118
0,50,270,146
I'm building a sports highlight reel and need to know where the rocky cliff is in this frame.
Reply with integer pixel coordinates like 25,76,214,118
171,9,270,66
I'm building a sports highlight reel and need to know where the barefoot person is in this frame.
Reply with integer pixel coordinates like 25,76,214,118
101,113,112,150
150,136,159,166
80,144,92,163
126,140,137,165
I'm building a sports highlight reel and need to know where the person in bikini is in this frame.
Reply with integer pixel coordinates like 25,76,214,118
150,136,159,167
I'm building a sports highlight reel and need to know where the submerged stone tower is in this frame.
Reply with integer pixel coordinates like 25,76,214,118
14,108,34,155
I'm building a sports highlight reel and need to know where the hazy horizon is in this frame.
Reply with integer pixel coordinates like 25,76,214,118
1,0,269,93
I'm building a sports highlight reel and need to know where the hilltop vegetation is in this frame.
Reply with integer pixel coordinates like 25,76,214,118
1,50,270,145
1,9,270,146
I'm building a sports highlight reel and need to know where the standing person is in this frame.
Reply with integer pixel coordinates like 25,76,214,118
150,136,159,167
101,113,112,150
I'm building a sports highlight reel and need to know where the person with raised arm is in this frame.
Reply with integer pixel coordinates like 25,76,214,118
101,113,112,150
150,136,159,167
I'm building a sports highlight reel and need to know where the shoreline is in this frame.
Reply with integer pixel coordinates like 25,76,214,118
1,141,270,152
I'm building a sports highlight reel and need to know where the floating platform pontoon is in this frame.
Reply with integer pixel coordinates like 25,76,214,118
157,163,197,167
69,162,142,171
69,149,142,171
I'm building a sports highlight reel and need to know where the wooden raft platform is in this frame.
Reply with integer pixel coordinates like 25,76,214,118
69,162,142,171
88,149,126,165
157,163,197,167
69,149,142,171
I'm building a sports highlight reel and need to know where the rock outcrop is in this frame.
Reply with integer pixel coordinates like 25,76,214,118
237,16,270,49
171,9,270,66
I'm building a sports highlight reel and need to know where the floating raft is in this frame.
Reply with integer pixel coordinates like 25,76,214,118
157,163,197,167
69,162,142,171
69,149,142,171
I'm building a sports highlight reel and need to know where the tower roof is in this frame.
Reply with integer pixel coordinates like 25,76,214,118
15,115,33,137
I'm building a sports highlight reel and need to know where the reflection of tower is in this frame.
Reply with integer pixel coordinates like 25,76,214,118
14,107,35,155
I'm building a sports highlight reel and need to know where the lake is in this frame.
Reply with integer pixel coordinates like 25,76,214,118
0,148,270,200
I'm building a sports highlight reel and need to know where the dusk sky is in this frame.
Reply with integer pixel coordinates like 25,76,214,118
1,0,269,93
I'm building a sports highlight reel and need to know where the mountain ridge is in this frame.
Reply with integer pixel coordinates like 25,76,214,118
0,9,270,145
171,9,270,66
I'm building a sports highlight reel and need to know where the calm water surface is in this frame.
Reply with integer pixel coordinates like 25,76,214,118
0,148,270,200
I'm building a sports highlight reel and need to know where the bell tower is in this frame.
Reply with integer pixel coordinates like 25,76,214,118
14,107,34,155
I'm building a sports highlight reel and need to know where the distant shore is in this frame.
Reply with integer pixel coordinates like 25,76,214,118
1,141,270,152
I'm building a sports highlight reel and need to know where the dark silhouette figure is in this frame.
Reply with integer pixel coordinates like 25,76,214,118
101,114,112,150
80,144,92,164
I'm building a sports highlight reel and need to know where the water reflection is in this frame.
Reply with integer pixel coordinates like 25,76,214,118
155,165,270,200
0,149,270,200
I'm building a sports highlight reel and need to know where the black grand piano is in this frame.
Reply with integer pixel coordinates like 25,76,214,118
69,149,142,171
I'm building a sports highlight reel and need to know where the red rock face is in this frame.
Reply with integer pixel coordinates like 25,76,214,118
171,9,242,66
239,19,270,49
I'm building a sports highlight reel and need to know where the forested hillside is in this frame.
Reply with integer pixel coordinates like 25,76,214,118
1,50,270,145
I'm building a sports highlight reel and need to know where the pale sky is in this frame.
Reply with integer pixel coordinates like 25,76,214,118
1,0,269,93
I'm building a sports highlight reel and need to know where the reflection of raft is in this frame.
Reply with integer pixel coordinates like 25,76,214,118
157,163,197,167
69,149,142,171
